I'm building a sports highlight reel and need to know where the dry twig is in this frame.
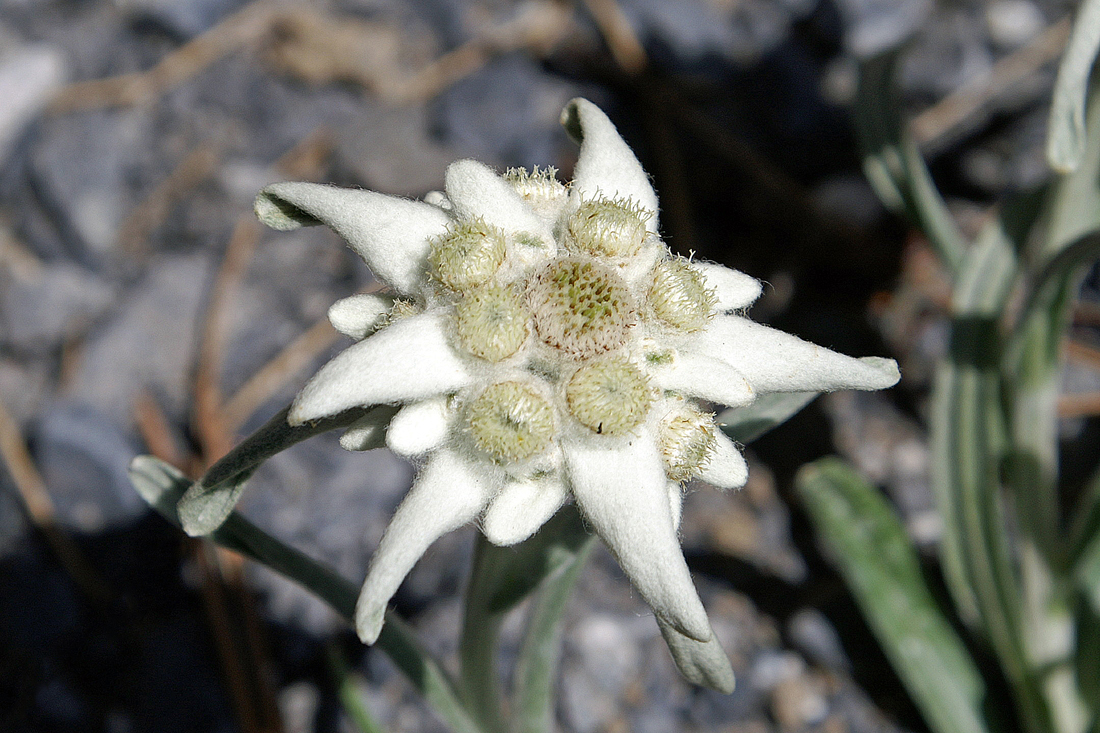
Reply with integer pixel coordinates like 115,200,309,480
909,17,1071,150
580,0,647,74
49,0,282,113
0,397,111,605
117,145,220,258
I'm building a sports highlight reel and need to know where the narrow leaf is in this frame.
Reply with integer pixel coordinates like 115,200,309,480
179,404,376,536
854,51,968,275
460,506,592,732
129,455,483,733
512,528,596,733
325,642,387,733
717,391,817,444
1047,0,1100,173
797,458,990,733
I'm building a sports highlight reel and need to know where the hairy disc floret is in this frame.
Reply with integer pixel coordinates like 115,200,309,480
565,357,653,435
657,399,717,482
504,166,568,216
564,197,650,259
429,218,506,291
528,258,636,358
466,381,555,463
647,258,717,332
454,285,530,362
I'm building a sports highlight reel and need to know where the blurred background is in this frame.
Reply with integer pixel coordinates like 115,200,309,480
1,0,1095,730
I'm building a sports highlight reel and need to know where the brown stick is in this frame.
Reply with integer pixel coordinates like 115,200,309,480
909,17,1071,150
0,397,112,605
581,0,647,74
117,145,220,258
49,0,282,113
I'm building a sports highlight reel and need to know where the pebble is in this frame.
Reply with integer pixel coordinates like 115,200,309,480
67,252,211,426
35,399,146,532
0,39,67,168
114,0,245,39
0,261,114,352
30,109,156,259
833,0,932,57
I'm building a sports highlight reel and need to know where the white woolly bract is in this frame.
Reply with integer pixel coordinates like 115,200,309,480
697,430,749,491
386,397,451,457
328,293,394,341
563,430,712,642
482,478,568,546
256,182,448,296
288,312,472,426
355,449,500,644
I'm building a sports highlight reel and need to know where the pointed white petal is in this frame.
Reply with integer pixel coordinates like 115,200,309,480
668,481,684,532
385,397,451,458
564,431,711,642
355,450,499,644
561,98,659,231
699,431,748,490
340,405,400,452
256,183,449,295
328,293,393,341
482,477,568,546
651,351,755,408
692,262,762,311
695,315,901,393
444,160,547,234
289,311,472,425
657,618,736,693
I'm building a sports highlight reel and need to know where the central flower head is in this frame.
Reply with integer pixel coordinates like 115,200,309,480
528,257,636,358
253,98,900,693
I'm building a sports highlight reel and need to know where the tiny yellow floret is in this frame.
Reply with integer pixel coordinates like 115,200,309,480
528,258,636,358
564,197,650,259
647,258,716,332
504,166,568,216
566,358,653,435
657,400,717,482
467,382,555,463
454,285,530,362
429,218,506,291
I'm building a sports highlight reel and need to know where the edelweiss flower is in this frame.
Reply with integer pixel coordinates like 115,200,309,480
255,98,899,691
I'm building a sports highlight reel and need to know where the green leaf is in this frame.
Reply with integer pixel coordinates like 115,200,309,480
178,404,381,536
1047,0,1100,173
717,391,818,444
325,642,387,733
511,517,597,733
1073,590,1100,717
796,458,990,733
459,507,593,733
129,455,483,733
854,51,968,276
931,193,1064,733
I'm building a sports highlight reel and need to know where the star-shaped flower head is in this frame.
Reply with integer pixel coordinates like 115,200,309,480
255,98,899,692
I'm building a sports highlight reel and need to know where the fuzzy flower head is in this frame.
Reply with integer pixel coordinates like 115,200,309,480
255,99,899,692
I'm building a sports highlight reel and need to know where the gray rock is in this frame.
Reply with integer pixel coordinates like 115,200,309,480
834,0,933,58
30,108,156,259
35,399,145,533
113,0,245,38
335,105,460,197
68,252,211,426
0,40,67,167
1,262,115,352
787,608,851,672
240,435,413,635
434,54,578,169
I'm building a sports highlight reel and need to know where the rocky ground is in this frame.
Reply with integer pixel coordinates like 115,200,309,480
0,0,1094,731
